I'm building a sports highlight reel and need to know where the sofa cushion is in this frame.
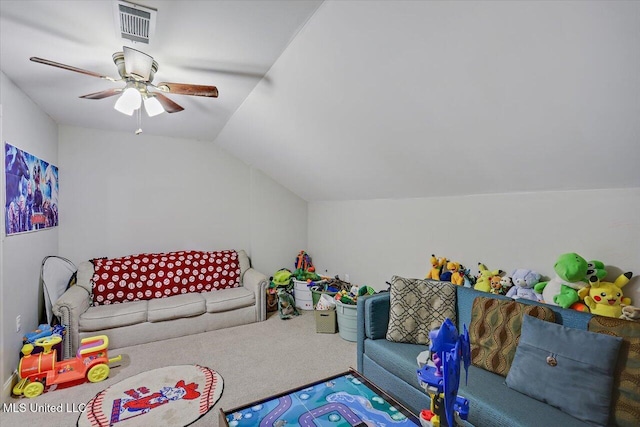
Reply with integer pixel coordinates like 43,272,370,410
386,276,456,345
364,338,424,389
506,315,622,426
202,287,255,313
588,315,640,427
147,293,206,322
79,300,148,332
470,296,555,376
461,365,591,427
91,250,241,305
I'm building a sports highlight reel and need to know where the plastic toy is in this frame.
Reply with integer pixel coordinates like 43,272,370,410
294,250,313,271
23,324,53,344
584,272,633,318
416,318,471,427
427,255,447,281
534,253,600,308
13,334,121,398
474,263,502,293
506,269,543,302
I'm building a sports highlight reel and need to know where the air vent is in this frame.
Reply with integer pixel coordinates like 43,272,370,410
115,1,157,45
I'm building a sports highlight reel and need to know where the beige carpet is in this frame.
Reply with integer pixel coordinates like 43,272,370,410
2,310,356,426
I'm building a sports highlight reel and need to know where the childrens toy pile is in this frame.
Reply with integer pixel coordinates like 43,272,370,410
425,252,638,320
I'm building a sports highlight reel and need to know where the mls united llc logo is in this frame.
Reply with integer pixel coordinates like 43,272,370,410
3,402,86,413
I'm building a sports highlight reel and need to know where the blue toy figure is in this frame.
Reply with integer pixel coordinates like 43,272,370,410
416,318,471,427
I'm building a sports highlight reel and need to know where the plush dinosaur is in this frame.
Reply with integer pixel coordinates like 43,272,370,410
426,254,447,281
584,272,633,318
474,263,502,293
533,253,594,308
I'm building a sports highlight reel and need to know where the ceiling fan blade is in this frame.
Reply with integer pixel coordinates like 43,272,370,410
30,57,117,81
153,93,185,113
79,88,123,100
156,82,219,98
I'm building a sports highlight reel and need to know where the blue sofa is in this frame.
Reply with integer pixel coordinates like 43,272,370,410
356,285,602,427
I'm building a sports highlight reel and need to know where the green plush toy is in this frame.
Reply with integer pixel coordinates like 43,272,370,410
271,268,293,289
533,253,603,308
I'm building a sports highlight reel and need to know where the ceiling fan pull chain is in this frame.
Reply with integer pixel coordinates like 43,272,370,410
135,108,143,135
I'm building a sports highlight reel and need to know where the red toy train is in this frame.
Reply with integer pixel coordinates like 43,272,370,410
13,334,121,398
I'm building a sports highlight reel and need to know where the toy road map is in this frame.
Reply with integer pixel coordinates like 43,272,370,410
222,370,420,427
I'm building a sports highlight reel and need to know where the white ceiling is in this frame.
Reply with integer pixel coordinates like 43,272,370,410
0,0,322,140
2,1,640,202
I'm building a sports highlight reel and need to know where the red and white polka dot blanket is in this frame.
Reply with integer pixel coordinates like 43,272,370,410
91,250,240,305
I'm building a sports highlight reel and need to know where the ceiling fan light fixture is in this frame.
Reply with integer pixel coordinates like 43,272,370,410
144,95,165,117
114,87,142,115
123,46,154,80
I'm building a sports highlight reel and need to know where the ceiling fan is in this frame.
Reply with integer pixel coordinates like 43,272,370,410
30,46,218,118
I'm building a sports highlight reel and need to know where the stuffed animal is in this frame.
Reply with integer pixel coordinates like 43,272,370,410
533,253,594,308
489,275,504,295
440,261,461,282
426,255,447,281
620,305,640,322
474,263,502,293
462,268,476,288
584,272,633,318
500,276,513,295
506,269,543,302
451,264,466,286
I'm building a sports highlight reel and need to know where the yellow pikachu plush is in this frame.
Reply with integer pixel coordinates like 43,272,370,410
474,263,502,293
584,272,633,318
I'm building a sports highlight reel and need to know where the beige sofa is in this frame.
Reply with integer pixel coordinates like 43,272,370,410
53,250,267,358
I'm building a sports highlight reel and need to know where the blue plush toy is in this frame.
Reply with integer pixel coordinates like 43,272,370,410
506,269,543,302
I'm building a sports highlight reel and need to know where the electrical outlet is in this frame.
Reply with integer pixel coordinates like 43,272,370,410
16,315,21,333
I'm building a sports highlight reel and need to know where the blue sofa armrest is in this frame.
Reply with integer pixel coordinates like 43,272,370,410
357,293,390,371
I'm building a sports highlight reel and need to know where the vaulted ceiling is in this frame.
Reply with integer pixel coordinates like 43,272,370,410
2,1,639,202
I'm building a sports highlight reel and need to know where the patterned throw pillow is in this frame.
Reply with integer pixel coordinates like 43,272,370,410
470,296,555,376
589,315,640,427
385,276,456,345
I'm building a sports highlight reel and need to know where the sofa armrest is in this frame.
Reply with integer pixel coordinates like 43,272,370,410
357,292,391,372
53,285,91,358
242,268,269,322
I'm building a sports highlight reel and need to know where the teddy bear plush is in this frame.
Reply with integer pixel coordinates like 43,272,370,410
506,269,543,301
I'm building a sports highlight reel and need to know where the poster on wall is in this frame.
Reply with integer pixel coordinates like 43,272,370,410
4,142,59,235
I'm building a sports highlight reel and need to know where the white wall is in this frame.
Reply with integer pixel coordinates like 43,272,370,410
308,188,640,304
1,72,58,399
58,125,308,274
249,168,308,275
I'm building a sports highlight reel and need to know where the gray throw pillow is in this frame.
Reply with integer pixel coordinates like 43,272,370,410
385,276,456,345
506,315,623,426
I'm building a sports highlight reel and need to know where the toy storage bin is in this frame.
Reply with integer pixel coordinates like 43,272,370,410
293,280,314,310
311,288,338,308
335,300,358,341
315,309,337,333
